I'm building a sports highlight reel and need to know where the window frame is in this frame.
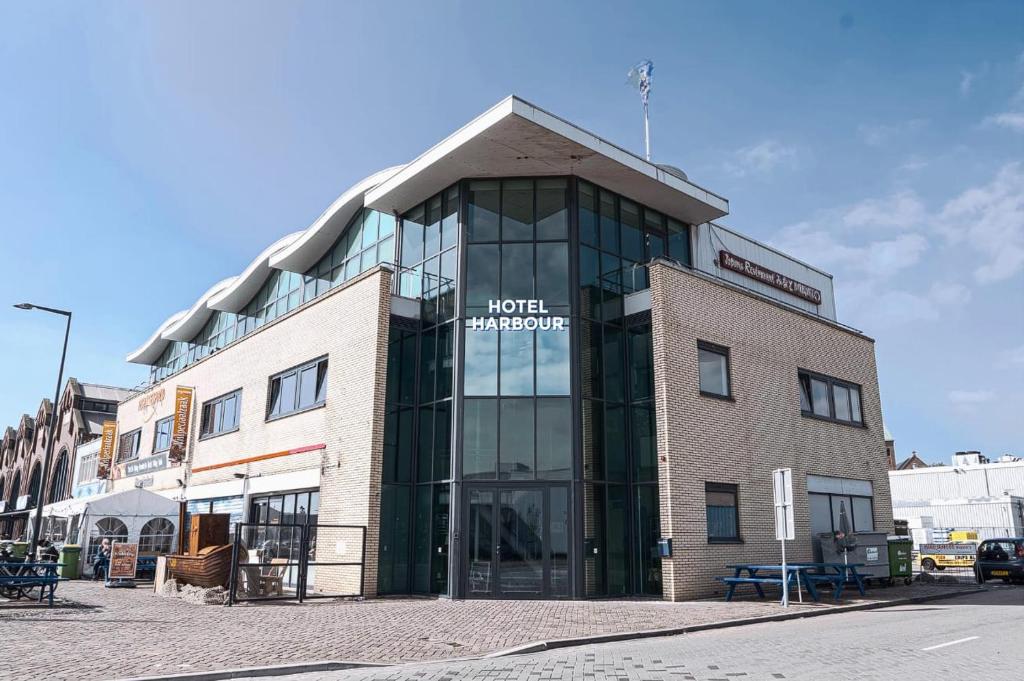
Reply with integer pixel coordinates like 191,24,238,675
697,340,734,401
116,428,141,463
705,481,742,543
199,389,242,440
798,369,865,426
808,491,874,533
266,356,329,421
152,415,174,453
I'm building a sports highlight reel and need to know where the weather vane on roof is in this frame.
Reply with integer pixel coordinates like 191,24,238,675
627,59,654,161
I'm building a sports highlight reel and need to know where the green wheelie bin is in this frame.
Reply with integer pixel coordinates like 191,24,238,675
58,545,82,579
888,537,913,585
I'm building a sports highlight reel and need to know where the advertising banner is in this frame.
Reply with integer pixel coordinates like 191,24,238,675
169,386,194,464
98,420,117,479
109,542,139,579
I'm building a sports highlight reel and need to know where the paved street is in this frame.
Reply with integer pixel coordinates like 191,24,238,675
260,587,1023,681
0,580,976,680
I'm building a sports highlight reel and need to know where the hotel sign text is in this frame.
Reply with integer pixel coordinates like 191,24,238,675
718,250,822,305
469,300,566,332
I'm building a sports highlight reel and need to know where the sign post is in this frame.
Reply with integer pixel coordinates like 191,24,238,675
106,542,139,589
772,468,795,607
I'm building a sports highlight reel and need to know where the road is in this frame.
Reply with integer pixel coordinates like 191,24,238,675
249,587,1023,681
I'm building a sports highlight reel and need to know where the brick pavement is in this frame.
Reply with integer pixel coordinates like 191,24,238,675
265,586,1023,681
0,581,977,681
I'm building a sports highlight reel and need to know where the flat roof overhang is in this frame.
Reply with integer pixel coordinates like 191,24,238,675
365,96,729,225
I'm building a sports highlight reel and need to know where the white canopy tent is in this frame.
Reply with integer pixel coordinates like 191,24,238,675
36,488,180,575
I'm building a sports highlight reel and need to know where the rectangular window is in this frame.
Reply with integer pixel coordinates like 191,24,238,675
153,416,173,452
267,357,328,419
697,341,731,398
705,482,740,542
117,429,141,462
201,389,242,438
798,370,863,425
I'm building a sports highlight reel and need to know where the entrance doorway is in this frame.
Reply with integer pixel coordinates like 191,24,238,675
464,484,569,598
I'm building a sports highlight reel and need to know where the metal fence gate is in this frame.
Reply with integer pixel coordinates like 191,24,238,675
228,522,366,604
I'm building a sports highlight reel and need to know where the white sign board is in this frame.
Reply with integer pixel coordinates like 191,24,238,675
772,468,795,541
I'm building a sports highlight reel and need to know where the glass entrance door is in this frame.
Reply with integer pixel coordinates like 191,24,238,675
464,485,569,598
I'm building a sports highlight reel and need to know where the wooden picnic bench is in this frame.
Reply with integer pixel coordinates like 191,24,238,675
0,562,65,606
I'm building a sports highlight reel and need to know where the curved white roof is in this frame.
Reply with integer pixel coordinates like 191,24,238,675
125,310,189,365
270,165,405,274
206,231,304,313
160,277,238,342
128,167,402,366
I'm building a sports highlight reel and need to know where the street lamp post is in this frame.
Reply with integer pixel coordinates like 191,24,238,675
14,302,72,555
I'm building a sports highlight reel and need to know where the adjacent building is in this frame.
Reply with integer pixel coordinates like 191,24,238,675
113,96,893,600
890,450,1024,545
0,379,129,540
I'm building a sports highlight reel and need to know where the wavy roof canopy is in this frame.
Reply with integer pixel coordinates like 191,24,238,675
126,310,189,365
270,165,405,274
161,277,238,341
127,168,401,365
206,232,304,313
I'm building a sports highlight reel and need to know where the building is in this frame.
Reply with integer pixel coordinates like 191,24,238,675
890,450,1024,540
0,379,130,541
113,96,892,600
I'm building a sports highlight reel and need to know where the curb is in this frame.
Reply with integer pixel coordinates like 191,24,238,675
116,588,986,681
485,587,988,657
116,661,388,681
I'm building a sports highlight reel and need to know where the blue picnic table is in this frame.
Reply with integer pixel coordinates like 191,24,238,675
0,561,66,606
718,562,870,603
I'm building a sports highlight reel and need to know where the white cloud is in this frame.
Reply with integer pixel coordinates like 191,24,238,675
772,222,928,278
857,120,927,147
960,70,977,96
935,162,1024,283
985,112,1024,131
928,281,971,306
998,344,1024,369
724,140,798,177
948,389,995,405
842,191,927,229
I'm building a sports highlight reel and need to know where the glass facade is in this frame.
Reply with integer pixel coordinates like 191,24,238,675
145,171,692,599
150,209,396,383
379,176,685,599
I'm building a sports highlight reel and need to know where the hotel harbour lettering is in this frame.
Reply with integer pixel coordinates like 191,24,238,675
469,300,566,332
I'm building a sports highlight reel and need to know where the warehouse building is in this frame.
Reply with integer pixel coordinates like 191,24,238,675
113,96,892,600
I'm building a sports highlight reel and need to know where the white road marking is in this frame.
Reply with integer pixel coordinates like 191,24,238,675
921,636,979,651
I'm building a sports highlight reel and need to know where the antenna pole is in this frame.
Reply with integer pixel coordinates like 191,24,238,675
643,100,651,161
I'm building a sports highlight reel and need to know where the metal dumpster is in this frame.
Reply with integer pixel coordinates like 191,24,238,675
818,532,891,586
888,537,913,585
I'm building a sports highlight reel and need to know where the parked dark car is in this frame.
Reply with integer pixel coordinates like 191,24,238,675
975,538,1024,583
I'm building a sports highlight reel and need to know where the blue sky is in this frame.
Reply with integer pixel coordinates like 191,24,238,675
1,1,1021,463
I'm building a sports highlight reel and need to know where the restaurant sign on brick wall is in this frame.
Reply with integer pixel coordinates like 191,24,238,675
718,250,822,305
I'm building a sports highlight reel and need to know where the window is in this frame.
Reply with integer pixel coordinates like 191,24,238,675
798,370,863,424
77,449,99,484
698,341,731,398
117,429,141,462
139,518,176,554
808,492,874,533
81,400,117,414
153,416,173,452
267,358,328,419
200,390,241,438
706,482,740,542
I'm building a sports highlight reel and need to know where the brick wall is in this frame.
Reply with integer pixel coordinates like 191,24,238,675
112,266,392,596
649,261,893,601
